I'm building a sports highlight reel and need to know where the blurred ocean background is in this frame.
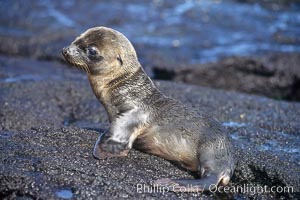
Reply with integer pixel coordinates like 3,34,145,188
0,0,299,64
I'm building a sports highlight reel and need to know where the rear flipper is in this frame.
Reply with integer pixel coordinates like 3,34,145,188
93,132,129,159
153,175,219,192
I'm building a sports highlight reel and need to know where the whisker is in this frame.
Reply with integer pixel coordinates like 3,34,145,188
68,57,90,74
83,63,91,74
74,58,86,73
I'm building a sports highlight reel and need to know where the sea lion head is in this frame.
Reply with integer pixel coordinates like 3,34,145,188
62,27,138,76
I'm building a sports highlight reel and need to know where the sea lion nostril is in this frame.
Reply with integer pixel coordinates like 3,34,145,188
62,47,69,56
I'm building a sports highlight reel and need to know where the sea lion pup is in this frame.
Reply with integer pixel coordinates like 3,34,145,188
62,26,235,192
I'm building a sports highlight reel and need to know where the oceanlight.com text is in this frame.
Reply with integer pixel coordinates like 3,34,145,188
136,183,294,195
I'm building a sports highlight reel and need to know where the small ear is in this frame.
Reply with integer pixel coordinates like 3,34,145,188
117,54,123,66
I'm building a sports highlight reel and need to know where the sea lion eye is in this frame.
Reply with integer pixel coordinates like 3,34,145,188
87,47,98,56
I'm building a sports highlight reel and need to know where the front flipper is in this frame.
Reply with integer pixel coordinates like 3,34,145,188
153,175,218,192
93,133,129,159
93,107,146,159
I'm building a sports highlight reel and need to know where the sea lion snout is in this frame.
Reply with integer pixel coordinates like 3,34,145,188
62,45,79,58
62,47,67,56
62,44,93,74
61,47,70,62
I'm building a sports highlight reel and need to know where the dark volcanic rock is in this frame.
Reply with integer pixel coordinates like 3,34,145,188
153,53,300,101
0,56,108,131
0,57,299,199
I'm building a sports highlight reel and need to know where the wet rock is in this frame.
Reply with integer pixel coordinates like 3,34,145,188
0,56,108,131
0,61,299,198
153,53,300,101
